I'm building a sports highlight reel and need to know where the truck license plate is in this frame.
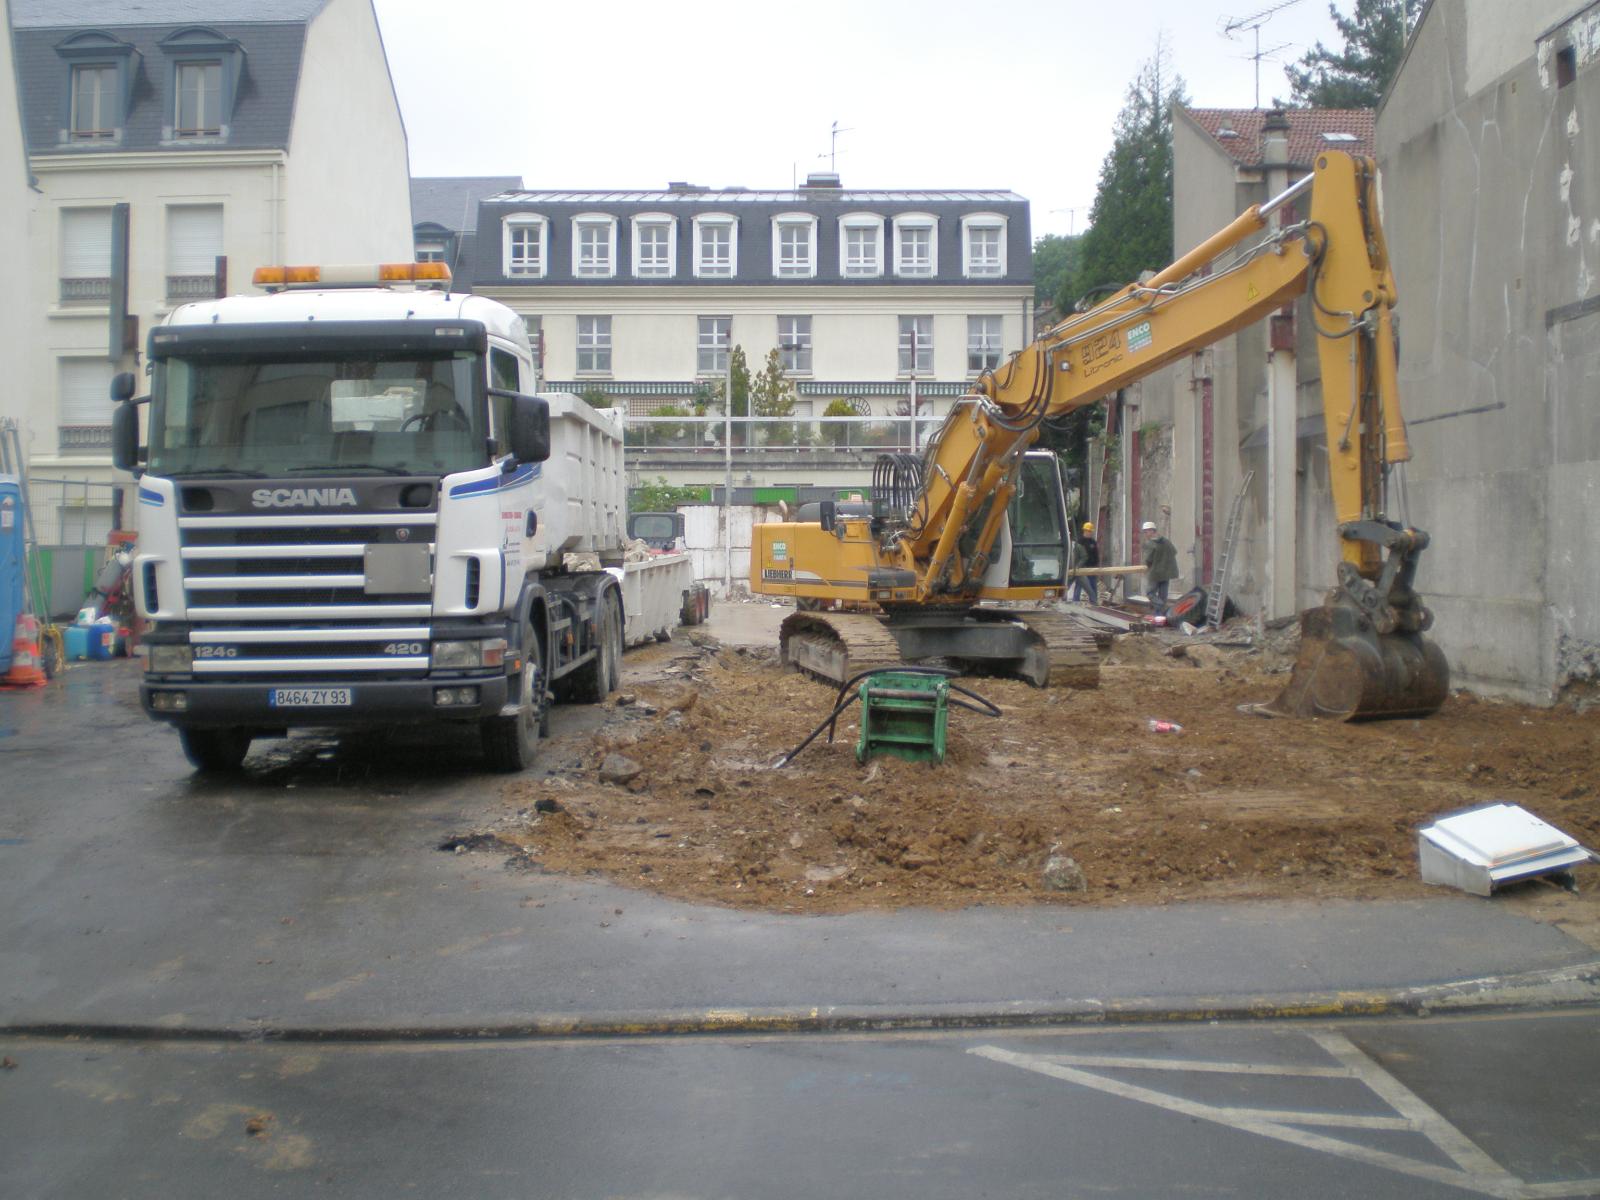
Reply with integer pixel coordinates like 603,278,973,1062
269,688,352,708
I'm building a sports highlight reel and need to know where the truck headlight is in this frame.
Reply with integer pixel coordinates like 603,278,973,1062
431,640,482,669
148,644,194,673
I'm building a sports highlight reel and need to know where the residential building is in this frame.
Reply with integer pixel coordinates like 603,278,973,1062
10,0,413,538
1,0,33,436
411,174,522,283
1130,105,1375,618
465,174,1033,494
1375,0,1598,701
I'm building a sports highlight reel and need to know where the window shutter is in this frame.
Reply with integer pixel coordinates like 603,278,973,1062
61,209,112,277
167,205,223,274
59,359,113,426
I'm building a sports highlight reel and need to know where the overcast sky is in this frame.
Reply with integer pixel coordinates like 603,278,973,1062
372,0,1346,241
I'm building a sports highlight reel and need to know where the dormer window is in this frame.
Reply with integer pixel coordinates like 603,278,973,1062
159,27,244,143
771,214,817,277
70,65,118,140
175,61,222,137
961,213,1007,278
55,30,138,146
693,214,738,277
572,214,618,278
893,213,938,277
503,214,548,278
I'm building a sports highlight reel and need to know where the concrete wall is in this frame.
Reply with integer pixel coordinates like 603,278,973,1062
0,0,34,437
283,0,412,264
1377,0,1600,700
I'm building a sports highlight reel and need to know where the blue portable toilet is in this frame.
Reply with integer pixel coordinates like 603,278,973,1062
0,476,23,674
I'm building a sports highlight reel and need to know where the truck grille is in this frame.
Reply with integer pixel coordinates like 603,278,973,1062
178,512,437,679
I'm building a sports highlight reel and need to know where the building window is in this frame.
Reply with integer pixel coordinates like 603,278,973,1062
69,64,118,140
523,314,545,370
839,214,883,277
698,316,731,373
967,316,1002,372
58,357,114,452
415,240,446,263
962,214,1007,277
577,316,612,374
893,214,938,277
59,207,112,305
166,204,223,303
693,214,737,277
898,316,933,374
778,316,812,373
572,214,617,278
503,214,547,278
632,214,675,277
772,214,817,277
174,60,222,137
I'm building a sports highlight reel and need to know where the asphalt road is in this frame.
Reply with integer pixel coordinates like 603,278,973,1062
2,648,1599,1197
4,1011,1599,1198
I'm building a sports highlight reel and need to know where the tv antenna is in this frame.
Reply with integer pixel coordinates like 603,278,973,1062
819,120,852,173
1221,0,1304,108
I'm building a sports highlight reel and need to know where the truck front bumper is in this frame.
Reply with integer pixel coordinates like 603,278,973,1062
140,675,510,729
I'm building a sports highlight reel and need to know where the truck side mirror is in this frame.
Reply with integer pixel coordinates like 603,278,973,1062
508,394,551,464
111,403,142,473
111,371,136,403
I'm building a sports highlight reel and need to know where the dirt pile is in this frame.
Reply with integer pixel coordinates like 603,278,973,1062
481,636,1599,915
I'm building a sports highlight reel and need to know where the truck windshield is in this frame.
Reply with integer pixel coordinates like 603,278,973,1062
146,350,484,477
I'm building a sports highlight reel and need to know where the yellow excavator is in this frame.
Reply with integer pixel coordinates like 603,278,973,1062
750,151,1448,721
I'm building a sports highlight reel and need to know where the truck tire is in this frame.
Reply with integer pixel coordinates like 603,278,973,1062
567,588,621,704
179,727,251,773
482,616,545,773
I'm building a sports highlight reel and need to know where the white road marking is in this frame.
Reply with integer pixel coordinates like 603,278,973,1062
969,1039,1600,1200
1307,1031,1514,1182
1035,1052,1353,1078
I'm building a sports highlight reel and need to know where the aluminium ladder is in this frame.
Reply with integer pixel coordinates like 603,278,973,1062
1206,470,1253,629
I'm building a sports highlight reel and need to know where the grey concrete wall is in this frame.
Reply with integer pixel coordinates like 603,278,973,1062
1377,0,1600,701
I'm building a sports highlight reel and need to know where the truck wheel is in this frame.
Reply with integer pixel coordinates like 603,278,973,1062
482,619,545,773
567,588,620,704
179,727,251,773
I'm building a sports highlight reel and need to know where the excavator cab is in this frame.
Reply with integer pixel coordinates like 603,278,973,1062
1005,453,1072,588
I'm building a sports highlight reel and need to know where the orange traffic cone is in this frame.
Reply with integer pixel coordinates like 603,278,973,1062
2,613,48,688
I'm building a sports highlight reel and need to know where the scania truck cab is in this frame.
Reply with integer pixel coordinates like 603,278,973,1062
114,263,635,773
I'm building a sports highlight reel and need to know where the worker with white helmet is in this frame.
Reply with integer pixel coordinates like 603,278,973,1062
1070,520,1100,604
1141,519,1179,615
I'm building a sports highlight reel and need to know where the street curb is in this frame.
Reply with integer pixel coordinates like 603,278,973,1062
5,961,1599,1044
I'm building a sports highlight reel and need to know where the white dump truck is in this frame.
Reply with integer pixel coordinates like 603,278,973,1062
112,262,703,773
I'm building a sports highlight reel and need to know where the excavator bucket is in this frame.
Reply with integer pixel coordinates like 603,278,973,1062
1254,603,1449,721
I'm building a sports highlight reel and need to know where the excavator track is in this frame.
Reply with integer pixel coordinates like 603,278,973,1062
994,609,1104,689
781,612,905,685
780,607,1104,690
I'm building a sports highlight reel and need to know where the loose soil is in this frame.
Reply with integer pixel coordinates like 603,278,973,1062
482,630,1600,924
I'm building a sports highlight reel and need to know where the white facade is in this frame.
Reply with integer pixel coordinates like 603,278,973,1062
0,0,34,435
13,0,412,528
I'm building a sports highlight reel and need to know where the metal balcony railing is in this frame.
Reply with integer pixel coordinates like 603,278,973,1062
621,414,944,456
59,277,111,304
166,274,218,302
57,425,113,454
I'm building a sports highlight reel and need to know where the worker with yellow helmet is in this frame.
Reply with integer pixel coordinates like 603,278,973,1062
1070,519,1100,604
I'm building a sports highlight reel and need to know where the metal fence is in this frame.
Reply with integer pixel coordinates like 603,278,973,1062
622,414,944,456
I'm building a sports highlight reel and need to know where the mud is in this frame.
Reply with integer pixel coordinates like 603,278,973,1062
483,633,1600,916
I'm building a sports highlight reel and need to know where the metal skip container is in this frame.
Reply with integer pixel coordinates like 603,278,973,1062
1417,802,1595,896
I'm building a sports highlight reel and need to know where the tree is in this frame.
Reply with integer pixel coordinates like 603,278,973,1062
1284,0,1421,109
1031,234,1083,315
748,347,804,447
1070,41,1186,308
